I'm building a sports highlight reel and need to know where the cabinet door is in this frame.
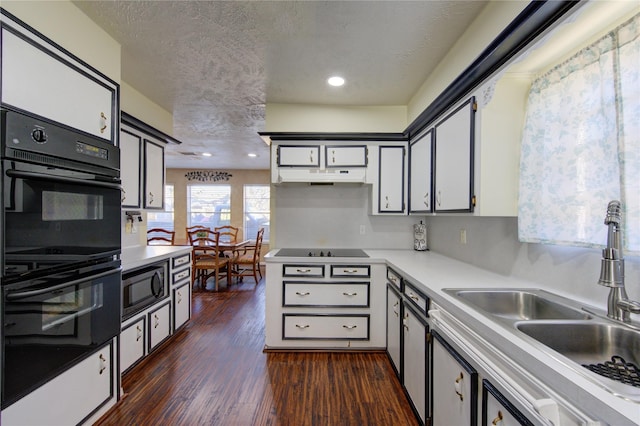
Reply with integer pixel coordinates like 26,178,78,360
387,285,402,377
482,380,534,426
120,318,146,373
120,129,142,208
403,304,428,424
1,27,116,142
378,145,406,213
432,331,478,426
434,98,476,212
173,282,191,331
325,145,367,167
409,129,433,213
277,145,321,167
148,302,171,351
2,342,114,425
144,139,165,209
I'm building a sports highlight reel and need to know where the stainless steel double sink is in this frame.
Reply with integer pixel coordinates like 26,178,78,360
442,288,640,397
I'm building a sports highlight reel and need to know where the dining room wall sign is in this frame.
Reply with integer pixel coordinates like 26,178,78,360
185,171,233,182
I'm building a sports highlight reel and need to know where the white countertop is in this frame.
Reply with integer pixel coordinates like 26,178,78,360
265,248,640,424
121,245,192,271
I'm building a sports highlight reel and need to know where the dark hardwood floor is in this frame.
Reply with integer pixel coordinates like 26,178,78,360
97,277,418,425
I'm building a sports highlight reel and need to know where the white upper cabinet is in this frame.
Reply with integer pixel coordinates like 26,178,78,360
376,145,406,214
324,145,367,168
433,97,476,213
144,139,165,210
272,142,368,183
408,129,433,214
277,145,321,167
120,128,142,208
0,17,118,143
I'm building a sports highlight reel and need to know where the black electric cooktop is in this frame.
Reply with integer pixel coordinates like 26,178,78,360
275,248,369,258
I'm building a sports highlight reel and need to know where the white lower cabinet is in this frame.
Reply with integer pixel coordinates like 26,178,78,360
148,301,172,351
386,284,402,377
120,317,146,373
2,342,115,426
173,282,191,331
431,331,479,426
403,303,429,424
482,380,534,426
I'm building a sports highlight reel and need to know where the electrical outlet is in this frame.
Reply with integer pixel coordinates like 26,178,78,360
460,229,467,244
360,225,366,235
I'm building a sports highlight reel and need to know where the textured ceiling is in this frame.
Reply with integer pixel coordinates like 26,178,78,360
73,1,489,169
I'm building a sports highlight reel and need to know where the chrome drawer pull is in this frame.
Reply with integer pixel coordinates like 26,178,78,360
136,325,142,342
342,269,359,274
455,372,464,401
492,411,503,426
342,325,357,329
295,291,310,296
296,269,312,273
295,324,310,329
342,292,358,296
409,293,419,302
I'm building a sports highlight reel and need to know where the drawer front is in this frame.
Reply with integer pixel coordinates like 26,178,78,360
172,267,191,285
404,281,429,315
283,314,369,340
387,267,402,289
172,253,191,269
283,282,369,307
282,264,325,278
330,264,370,278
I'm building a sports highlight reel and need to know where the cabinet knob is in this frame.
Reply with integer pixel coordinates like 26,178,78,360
100,112,108,133
454,372,464,401
492,410,503,425
98,353,107,375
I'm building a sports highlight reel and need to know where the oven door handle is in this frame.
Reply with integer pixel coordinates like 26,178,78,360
6,169,121,190
6,268,122,300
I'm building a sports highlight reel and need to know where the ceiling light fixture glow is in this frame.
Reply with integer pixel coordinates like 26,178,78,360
248,153,258,158
202,152,212,157
327,76,345,87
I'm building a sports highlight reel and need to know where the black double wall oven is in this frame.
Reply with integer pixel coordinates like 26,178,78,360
1,109,122,408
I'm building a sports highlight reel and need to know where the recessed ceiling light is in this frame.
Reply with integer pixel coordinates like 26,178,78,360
248,153,258,158
327,76,345,87
202,152,212,157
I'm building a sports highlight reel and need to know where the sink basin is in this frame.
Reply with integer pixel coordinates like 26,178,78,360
446,289,591,321
517,322,640,386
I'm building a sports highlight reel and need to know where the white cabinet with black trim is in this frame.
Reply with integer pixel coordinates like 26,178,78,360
272,143,368,183
265,260,386,349
2,341,116,426
431,330,479,426
0,11,119,144
120,112,177,210
148,301,171,351
369,144,407,215
433,97,476,212
171,252,192,332
482,380,534,426
120,318,146,373
408,128,433,214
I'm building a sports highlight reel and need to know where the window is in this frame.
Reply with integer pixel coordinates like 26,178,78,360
188,185,231,229
244,185,270,242
147,185,174,230
518,12,639,254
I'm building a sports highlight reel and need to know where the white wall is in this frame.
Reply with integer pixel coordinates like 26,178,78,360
265,103,407,133
274,184,419,249
425,216,640,309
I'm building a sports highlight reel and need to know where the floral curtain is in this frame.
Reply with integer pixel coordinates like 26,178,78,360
518,13,640,255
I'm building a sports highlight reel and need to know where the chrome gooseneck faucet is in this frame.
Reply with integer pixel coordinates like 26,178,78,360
597,200,640,322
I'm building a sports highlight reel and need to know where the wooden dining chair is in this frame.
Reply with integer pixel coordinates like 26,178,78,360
214,225,239,242
232,228,264,284
147,228,175,245
188,229,229,291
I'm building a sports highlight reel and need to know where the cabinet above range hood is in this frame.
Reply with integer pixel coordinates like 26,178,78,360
263,133,406,184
